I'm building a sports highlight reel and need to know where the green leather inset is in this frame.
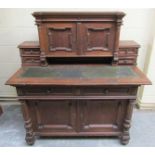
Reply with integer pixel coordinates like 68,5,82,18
20,65,138,79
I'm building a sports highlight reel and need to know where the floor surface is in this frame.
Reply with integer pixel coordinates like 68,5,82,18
0,105,155,147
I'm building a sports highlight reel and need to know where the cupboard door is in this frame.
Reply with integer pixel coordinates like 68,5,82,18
30,100,77,134
81,23,115,56
79,100,127,133
41,23,77,56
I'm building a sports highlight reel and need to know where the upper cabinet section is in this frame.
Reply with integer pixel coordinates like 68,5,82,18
33,12,125,58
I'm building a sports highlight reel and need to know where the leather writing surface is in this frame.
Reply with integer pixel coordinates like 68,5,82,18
20,65,138,79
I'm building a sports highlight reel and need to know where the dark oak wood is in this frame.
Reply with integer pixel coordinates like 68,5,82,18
6,12,151,145
18,40,140,66
21,101,35,145
18,41,40,48
32,12,125,65
6,65,150,145
18,41,41,67
118,41,140,65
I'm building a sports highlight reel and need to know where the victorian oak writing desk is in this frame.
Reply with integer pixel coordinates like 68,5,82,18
6,12,151,145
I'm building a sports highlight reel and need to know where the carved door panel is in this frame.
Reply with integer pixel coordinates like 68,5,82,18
81,23,115,56
42,23,77,56
31,100,77,133
79,100,127,133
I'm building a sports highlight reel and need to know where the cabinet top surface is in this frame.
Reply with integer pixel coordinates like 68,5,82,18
6,65,151,86
32,11,125,17
119,40,140,48
18,41,40,48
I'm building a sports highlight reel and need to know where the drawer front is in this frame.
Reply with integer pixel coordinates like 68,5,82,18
20,48,40,56
17,86,74,96
118,48,138,57
17,86,137,96
118,59,136,65
80,86,137,96
21,56,40,66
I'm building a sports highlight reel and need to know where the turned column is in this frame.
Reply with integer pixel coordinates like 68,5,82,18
21,101,35,145
121,99,135,145
40,50,48,66
112,16,123,65
37,22,47,67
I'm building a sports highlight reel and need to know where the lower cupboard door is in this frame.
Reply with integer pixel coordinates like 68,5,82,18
30,100,77,134
79,100,127,134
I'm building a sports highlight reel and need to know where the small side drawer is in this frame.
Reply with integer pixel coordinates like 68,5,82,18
118,48,138,57
118,59,136,65
20,48,40,56
21,56,40,66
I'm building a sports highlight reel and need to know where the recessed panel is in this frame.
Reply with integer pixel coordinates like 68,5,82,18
41,23,77,56
82,23,115,55
48,27,73,51
87,28,110,51
32,100,76,132
80,100,127,132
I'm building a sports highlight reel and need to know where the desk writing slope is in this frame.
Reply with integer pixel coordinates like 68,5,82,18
6,65,151,86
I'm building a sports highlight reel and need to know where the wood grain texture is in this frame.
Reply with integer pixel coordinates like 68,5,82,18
18,40,140,66
18,40,140,49
32,12,125,62
21,101,35,145
32,11,125,21
121,99,135,145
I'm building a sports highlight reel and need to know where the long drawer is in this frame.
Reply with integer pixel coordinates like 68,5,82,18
17,86,138,96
